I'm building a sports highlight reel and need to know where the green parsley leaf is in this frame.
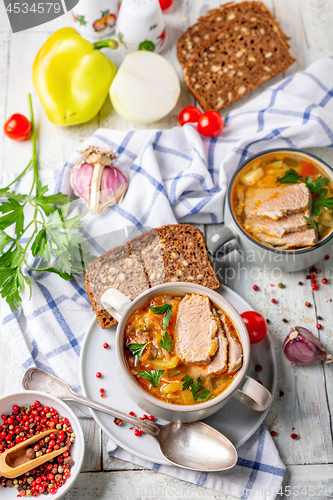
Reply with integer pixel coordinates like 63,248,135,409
160,331,174,353
137,370,164,387
181,375,213,402
191,377,213,402
31,228,48,258
149,303,173,331
0,230,13,253
126,342,151,366
311,192,333,216
33,184,71,216
0,188,27,203
276,168,303,184
0,198,24,236
304,216,318,231
305,175,329,194
181,375,193,391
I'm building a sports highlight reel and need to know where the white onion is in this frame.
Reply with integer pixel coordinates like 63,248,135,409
110,51,180,124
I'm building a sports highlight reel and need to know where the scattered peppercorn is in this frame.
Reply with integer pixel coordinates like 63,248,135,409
134,429,141,437
310,273,316,279
100,388,105,393
312,283,318,291
316,324,322,330
306,274,311,279
298,281,303,285
148,415,155,421
255,364,262,372
113,418,123,426
325,254,330,260
103,343,109,349
290,433,298,440
129,411,136,417
257,380,263,385
310,267,318,274
266,319,270,323
101,393,107,398
278,283,285,289
253,285,259,291
271,298,276,303
270,430,277,437
96,372,102,378
282,318,288,323
279,391,284,397
317,315,323,320
305,302,311,307
322,278,328,284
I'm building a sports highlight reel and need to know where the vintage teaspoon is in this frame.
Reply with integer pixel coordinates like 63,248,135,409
22,367,237,472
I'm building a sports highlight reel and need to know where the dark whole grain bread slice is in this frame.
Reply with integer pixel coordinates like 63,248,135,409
177,1,288,68
85,224,220,329
184,16,295,112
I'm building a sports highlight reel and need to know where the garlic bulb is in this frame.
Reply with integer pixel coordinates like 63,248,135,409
283,326,333,365
70,146,128,214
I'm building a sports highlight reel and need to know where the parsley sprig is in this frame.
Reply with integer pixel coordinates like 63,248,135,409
126,341,151,366
304,216,318,231
181,375,213,402
0,95,92,311
149,303,173,331
276,168,333,216
137,370,164,387
160,331,174,353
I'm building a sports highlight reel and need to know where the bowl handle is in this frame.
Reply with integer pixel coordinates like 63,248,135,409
101,289,132,322
233,376,272,411
206,225,238,258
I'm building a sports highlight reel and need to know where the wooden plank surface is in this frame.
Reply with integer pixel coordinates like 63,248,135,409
1,0,333,498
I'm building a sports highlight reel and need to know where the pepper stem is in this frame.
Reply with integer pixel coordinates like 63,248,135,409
93,39,118,50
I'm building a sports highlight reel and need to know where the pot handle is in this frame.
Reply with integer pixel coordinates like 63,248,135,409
233,376,272,411
206,225,238,258
101,289,132,322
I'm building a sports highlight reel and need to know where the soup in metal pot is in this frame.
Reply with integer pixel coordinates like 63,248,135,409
231,152,333,249
124,293,243,405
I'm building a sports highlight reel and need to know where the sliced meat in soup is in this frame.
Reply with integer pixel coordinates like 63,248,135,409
220,313,243,373
174,294,219,364
206,308,228,375
245,183,309,220
245,211,309,238
256,229,317,248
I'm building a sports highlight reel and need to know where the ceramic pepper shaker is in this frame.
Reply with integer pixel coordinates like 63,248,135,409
72,0,118,40
116,0,167,53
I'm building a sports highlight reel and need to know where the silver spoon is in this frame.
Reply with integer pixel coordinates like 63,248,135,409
22,367,237,472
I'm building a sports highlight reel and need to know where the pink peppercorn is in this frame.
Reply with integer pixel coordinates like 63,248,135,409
148,415,155,421
253,285,259,291
96,372,102,378
322,278,328,284
271,298,276,303
316,323,322,330
103,343,109,349
325,254,330,260
312,284,318,290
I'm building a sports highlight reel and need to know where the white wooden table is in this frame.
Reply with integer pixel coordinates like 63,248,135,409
1,1,333,498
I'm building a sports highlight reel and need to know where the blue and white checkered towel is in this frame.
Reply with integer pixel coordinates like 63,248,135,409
3,56,333,499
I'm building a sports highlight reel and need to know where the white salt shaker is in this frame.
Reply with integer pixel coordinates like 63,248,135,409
116,0,167,53
72,0,118,40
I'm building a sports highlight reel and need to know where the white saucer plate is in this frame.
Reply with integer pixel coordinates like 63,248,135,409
80,285,277,465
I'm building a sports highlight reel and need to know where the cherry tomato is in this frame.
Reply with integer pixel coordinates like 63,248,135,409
241,311,267,344
159,0,173,10
178,106,202,126
4,113,31,141
197,110,224,137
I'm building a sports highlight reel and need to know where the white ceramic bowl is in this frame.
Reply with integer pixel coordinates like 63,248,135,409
101,282,272,422
0,391,85,500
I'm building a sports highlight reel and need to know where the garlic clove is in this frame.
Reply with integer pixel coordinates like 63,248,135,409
99,165,128,211
283,326,333,365
71,162,94,208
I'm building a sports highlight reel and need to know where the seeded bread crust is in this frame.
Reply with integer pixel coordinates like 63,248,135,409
85,224,220,329
183,17,295,112
177,1,288,68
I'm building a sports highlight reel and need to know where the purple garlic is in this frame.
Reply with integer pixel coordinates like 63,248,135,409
283,326,333,365
70,146,128,215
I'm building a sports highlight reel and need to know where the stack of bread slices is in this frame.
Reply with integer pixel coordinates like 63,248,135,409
177,1,295,112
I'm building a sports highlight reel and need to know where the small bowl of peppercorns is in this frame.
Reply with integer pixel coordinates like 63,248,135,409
0,391,85,499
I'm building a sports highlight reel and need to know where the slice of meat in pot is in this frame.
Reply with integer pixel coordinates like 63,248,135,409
245,210,309,238
206,308,228,375
256,229,317,248
245,183,310,220
174,294,219,364
220,313,243,374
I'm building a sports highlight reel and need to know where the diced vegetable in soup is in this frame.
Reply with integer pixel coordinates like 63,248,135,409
124,293,243,405
232,153,333,249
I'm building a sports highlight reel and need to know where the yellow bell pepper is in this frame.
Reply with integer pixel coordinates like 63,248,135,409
32,28,117,126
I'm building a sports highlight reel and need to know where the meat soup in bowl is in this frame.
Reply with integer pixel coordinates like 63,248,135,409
207,149,333,272
101,283,272,422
